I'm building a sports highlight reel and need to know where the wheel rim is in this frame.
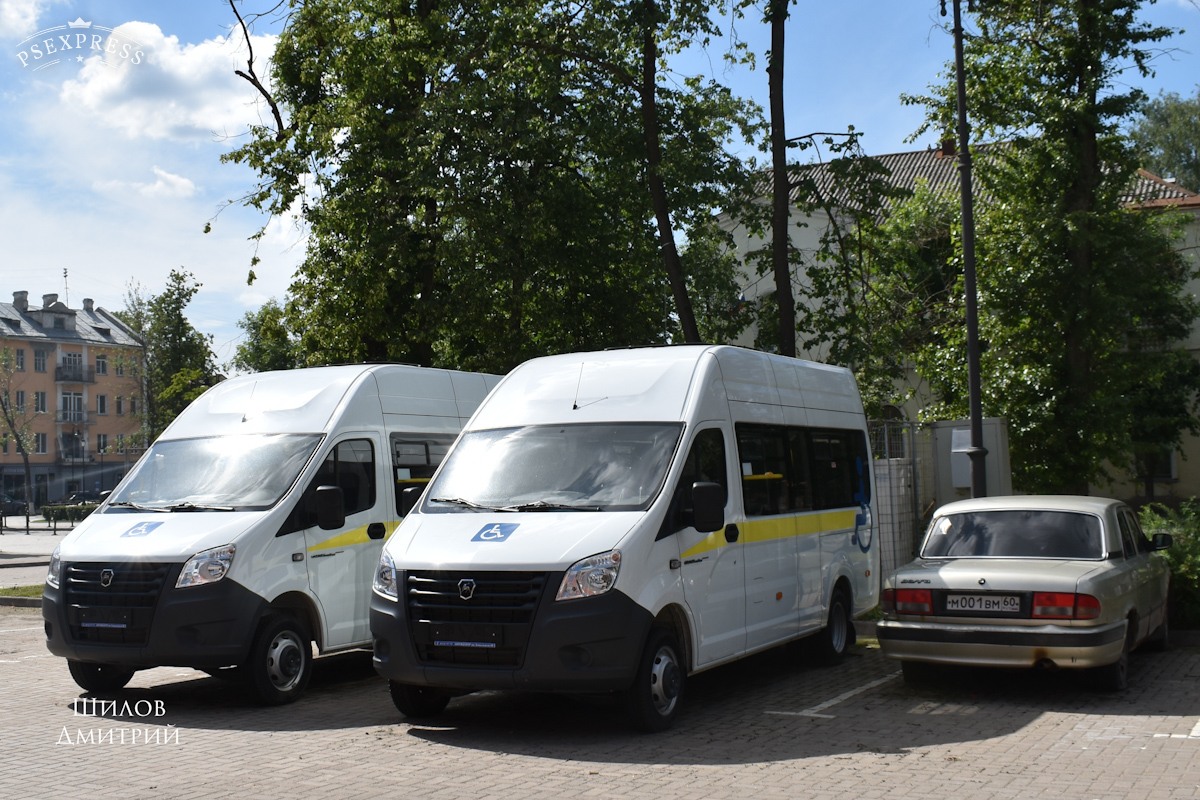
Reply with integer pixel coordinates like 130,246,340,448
264,630,305,691
648,644,681,717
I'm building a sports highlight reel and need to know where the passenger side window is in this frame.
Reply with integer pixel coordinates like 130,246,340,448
668,429,728,532
737,426,794,517
1116,511,1140,559
392,435,454,516
315,439,376,517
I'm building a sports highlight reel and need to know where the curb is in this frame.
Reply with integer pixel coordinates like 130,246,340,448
0,595,41,608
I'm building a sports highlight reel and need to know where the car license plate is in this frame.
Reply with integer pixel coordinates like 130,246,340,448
946,594,1020,614
77,608,130,629
432,624,500,649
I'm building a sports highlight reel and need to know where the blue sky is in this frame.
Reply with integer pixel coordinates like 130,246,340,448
0,0,1197,368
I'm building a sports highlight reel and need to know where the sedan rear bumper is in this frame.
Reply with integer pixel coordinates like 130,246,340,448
876,618,1127,669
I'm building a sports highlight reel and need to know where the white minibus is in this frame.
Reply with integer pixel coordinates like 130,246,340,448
370,345,878,730
44,364,499,704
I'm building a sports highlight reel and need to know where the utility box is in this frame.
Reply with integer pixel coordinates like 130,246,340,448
931,418,1012,505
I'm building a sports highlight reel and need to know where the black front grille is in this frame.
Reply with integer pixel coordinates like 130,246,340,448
63,562,173,645
405,571,548,667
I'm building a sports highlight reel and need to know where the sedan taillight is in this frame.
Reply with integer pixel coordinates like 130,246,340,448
1032,592,1101,620
883,588,933,615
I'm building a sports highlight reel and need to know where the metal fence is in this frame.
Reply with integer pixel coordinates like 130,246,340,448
869,420,938,578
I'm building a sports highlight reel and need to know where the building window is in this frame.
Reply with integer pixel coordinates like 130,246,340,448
96,355,108,376
116,396,124,416
130,398,138,415
59,393,81,420
97,395,108,415
35,433,47,455
115,434,125,454
97,433,108,453
14,349,24,371
35,392,47,414
14,391,25,413
34,351,46,372
115,360,124,377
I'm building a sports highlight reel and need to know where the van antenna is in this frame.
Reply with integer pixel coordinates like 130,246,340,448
571,362,607,410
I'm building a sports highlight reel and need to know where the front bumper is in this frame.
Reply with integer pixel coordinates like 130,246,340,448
876,618,1127,669
43,564,267,669
370,580,654,693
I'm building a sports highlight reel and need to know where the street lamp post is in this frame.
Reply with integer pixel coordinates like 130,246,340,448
943,0,988,498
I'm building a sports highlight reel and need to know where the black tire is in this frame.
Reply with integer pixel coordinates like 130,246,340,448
1145,613,1170,653
245,614,312,705
625,626,685,733
67,660,135,693
389,681,450,719
815,587,854,664
1093,650,1129,692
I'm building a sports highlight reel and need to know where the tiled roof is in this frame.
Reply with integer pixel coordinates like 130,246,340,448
774,144,1200,215
0,299,141,348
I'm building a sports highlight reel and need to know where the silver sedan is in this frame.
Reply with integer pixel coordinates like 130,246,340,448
877,495,1171,691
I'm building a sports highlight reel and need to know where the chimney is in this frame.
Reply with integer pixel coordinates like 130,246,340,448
13,291,28,312
42,293,58,308
936,137,956,158
83,298,94,312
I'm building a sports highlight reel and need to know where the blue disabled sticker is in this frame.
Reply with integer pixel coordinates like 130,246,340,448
472,523,519,542
121,521,165,538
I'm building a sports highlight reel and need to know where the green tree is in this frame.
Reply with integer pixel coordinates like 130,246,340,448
225,0,756,372
907,0,1200,494
115,270,221,440
1129,88,1200,192
230,299,303,374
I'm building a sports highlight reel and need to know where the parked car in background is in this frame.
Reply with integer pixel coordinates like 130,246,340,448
1,494,27,515
50,491,105,506
877,495,1172,691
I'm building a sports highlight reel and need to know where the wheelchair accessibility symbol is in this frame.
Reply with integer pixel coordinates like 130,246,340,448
121,521,165,538
472,523,519,542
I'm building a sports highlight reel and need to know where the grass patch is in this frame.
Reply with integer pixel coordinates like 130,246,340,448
0,584,42,598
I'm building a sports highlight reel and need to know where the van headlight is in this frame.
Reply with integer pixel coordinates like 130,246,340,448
46,546,62,589
556,550,622,601
373,550,398,599
176,545,236,588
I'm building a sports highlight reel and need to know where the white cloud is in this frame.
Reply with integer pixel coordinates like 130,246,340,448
0,0,58,41
93,165,196,198
59,21,278,142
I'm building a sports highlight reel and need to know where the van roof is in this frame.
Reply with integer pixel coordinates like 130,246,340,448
469,345,857,428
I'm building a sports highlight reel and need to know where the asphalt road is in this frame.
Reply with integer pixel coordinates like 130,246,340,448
2,603,1198,800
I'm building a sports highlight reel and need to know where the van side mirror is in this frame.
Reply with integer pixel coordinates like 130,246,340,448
1152,532,1173,551
691,481,725,533
315,484,346,530
399,485,424,517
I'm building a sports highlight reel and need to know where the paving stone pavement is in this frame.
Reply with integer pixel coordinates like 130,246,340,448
2,604,1198,800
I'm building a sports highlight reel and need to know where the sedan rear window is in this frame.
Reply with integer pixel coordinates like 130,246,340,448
921,509,1103,560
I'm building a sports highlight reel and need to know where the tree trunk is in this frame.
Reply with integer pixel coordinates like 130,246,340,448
768,0,795,357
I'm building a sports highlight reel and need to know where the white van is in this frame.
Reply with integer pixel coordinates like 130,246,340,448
43,364,499,704
370,345,878,730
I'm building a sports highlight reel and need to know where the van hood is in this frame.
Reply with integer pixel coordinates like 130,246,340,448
386,512,642,570
55,511,264,562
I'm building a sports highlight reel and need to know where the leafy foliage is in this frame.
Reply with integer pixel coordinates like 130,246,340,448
1140,500,1200,629
1129,88,1200,192
902,1,1200,494
225,0,759,373
230,299,302,374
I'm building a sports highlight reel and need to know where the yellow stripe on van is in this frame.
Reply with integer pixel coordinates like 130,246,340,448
306,521,401,552
679,509,860,559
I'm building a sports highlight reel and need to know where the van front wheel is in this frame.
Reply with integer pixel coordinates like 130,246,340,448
246,615,312,705
625,626,685,732
389,681,450,718
67,660,135,693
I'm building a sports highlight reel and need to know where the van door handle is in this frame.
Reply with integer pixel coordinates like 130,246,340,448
725,524,739,543
367,523,386,540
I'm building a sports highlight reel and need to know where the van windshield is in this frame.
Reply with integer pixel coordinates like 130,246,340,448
105,434,323,512
425,423,684,512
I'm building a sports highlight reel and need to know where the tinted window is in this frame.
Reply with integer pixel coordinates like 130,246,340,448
736,424,871,517
921,509,1103,559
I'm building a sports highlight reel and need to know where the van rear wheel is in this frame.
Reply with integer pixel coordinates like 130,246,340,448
67,660,135,693
625,626,685,732
814,587,854,664
389,681,450,718
246,614,312,705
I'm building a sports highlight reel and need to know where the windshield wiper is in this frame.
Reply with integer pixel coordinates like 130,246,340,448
165,502,236,512
500,501,601,512
429,497,507,512
106,501,172,513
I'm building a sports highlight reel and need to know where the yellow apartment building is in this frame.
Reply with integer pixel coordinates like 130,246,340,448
0,290,145,509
